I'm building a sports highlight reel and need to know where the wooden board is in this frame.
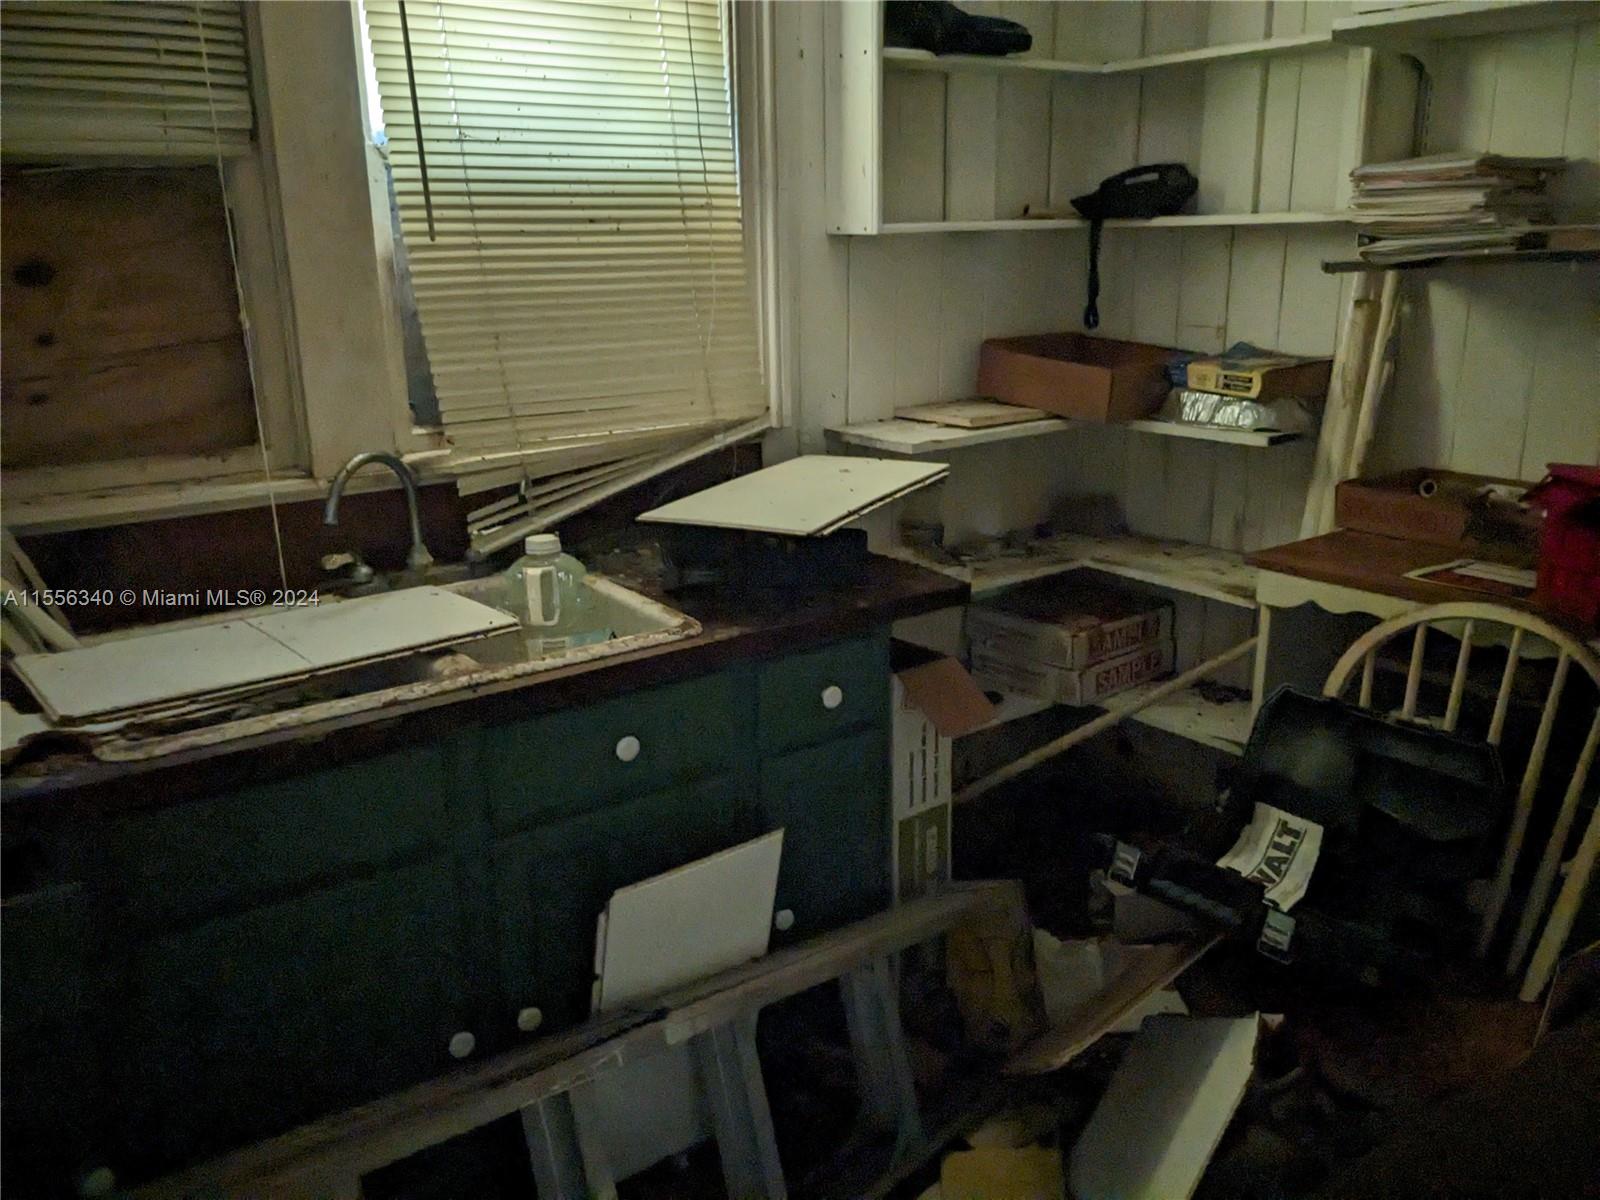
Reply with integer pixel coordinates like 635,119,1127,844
637,455,949,537
0,166,256,469
1006,937,1219,1075
895,400,1053,429
11,588,517,723
1067,1014,1258,1200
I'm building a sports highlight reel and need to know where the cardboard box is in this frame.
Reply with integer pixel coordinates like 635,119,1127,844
891,642,996,904
968,582,1173,670
1185,350,1332,400
1334,468,1539,553
971,638,1174,706
977,333,1177,422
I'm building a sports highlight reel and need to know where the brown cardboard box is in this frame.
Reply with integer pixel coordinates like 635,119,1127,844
1185,351,1331,400
1334,468,1539,553
971,638,1174,706
968,581,1173,670
977,333,1177,422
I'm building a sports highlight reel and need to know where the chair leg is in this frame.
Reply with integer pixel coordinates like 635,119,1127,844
840,954,927,1164
690,1016,787,1200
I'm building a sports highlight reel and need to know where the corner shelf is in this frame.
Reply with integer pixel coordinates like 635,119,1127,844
831,414,1302,455
882,534,1259,608
884,33,1333,77
1323,247,1600,273
876,212,1351,236
1330,0,1592,48
964,683,1250,754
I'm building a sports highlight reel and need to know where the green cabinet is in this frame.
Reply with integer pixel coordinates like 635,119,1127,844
756,728,890,943
490,776,744,1034
3,630,894,1192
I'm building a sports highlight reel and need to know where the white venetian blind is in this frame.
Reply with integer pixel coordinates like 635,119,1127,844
0,1,254,159
364,0,770,512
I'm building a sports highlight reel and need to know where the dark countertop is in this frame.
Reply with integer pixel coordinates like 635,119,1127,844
1,553,968,816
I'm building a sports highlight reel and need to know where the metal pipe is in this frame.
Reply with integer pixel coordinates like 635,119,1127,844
323,452,435,571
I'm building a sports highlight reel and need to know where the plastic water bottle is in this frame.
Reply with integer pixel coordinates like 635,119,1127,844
500,533,609,656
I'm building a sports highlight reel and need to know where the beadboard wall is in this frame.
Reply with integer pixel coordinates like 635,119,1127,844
771,1,1598,675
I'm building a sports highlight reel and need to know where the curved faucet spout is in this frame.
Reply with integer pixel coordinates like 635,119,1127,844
323,451,435,572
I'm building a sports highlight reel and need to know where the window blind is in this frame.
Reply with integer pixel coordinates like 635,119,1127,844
0,1,254,158
364,0,770,549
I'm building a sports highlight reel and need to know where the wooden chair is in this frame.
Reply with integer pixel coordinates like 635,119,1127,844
1322,601,1600,1002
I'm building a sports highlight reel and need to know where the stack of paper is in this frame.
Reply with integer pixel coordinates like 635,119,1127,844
1348,152,1567,263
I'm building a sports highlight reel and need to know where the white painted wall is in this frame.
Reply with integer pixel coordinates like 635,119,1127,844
771,0,1599,675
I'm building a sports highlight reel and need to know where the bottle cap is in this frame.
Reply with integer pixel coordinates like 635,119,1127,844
524,533,561,555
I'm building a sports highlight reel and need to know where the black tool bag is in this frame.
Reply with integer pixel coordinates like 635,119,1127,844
1071,164,1199,328
883,1,1032,57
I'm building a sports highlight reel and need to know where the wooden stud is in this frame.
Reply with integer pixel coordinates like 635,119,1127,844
1477,651,1571,958
1344,268,1401,483
955,636,1260,806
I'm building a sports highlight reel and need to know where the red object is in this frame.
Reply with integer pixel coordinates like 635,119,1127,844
1523,464,1600,628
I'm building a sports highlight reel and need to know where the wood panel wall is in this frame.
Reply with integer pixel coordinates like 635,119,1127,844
777,1,1599,685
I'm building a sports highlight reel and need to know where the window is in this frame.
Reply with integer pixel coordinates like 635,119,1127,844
363,0,773,553
0,0,304,516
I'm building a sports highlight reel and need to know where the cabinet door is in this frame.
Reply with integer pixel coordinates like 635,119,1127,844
491,777,743,1036
108,858,471,1181
756,727,889,944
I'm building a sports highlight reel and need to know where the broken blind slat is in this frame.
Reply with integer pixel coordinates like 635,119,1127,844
0,1,254,158
365,0,767,477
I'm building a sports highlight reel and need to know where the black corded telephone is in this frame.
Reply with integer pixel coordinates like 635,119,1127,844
1071,164,1199,329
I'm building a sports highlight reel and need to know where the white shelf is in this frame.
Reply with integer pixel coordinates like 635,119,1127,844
1116,682,1252,754
1123,420,1303,447
828,414,1078,455
876,212,1351,236
884,534,1259,608
884,33,1335,77
1331,0,1591,47
963,684,1250,754
834,414,1302,454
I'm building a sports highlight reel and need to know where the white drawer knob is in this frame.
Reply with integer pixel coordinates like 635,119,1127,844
615,735,641,762
517,1006,544,1033
821,685,844,710
774,908,795,932
448,1030,477,1059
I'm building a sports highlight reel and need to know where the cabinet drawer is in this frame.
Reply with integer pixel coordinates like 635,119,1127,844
756,634,889,755
99,740,456,930
483,669,750,832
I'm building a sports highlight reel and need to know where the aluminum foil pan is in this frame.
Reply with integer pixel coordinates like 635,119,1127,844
1159,388,1317,434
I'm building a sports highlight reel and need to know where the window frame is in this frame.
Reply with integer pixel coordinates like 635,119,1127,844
4,0,783,534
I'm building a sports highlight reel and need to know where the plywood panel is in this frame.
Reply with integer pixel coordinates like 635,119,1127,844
1225,228,1287,346
847,239,900,423
1486,26,1578,155
1052,76,1143,207
1177,229,1234,351
1554,22,1599,211
1520,267,1600,477
1,166,256,469
893,239,945,408
1131,229,1185,345
995,75,1054,219
1287,49,1349,212
1138,66,1206,166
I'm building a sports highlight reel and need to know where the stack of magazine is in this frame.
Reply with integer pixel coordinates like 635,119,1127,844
1349,152,1567,263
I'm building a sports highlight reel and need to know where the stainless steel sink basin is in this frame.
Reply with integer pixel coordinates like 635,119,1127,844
85,573,701,760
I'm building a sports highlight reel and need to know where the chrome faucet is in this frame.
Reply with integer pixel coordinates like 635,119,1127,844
323,452,435,572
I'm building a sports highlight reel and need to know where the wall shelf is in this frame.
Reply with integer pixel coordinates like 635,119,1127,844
1330,0,1592,48
883,534,1259,608
875,212,1351,236
963,682,1249,754
828,415,1078,455
833,414,1302,454
884,33,1333,77
1323,247,1600,273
